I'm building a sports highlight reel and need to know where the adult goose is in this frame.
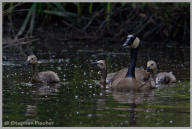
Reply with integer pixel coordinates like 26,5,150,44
111,34,152,91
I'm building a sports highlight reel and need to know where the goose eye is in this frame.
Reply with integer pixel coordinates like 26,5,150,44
151,64,153,66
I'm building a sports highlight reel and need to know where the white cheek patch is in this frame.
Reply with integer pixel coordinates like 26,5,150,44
147,63,150,67
132,37,140,48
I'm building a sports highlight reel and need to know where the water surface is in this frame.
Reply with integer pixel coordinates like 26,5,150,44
3,48,190,127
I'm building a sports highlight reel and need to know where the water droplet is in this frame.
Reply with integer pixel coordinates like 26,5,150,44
58,59,64,63
65,58,70,63
57,67,62,70
88,114,92,117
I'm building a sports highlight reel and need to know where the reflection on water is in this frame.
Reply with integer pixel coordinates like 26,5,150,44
3,48,190,127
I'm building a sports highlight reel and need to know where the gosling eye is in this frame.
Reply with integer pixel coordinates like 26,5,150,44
151,64,154,66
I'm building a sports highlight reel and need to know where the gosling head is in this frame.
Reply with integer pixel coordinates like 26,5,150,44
24,55,38,65
156,75,169,85
146,60,157,72
91,60,106,70
122,34,140,49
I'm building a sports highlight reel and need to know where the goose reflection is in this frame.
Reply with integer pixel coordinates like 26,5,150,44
25,82,61,117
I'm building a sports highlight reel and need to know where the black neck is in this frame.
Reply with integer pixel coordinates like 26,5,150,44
126,47,139,78
100,68,107,87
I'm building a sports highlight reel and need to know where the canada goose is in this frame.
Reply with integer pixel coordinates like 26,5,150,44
146,60,176,85
111,34,152,91
24,55,60,83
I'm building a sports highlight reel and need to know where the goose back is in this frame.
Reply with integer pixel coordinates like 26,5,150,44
33,71,60,83
111,68,150,85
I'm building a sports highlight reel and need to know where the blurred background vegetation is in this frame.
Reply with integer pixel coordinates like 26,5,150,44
2,2,190,57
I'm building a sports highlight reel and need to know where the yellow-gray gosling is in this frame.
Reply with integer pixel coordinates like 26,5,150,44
25,55,60,83
146,60,176,85
91,60,116,86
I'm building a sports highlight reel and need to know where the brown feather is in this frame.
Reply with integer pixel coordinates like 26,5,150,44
111,68,150,84
26,55,60,83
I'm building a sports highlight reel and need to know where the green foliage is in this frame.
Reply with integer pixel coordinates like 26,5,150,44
3,3,77,38
121,2,126,7
16,3,37,38
73,3,81,16
89,3,93,14
3,2,189,43
106,2,111,14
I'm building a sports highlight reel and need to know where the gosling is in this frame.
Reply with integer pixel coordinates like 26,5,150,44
25,55,60,83
146,60,176,85
91,60,116,86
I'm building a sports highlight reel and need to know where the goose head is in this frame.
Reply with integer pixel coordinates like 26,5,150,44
122,34,140,49
25,55,38,65
146,60,157,72
91,60,106,70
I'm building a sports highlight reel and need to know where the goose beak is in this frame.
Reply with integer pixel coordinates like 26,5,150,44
122,39,132,48
146,67,150,72
91,62,98,65
24,61,30,66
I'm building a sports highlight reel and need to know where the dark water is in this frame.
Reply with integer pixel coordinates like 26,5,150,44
3,47,190,127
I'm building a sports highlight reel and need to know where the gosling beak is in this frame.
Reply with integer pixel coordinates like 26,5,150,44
122,38,132,48
146,67,150,72
91,61,98,65
24,61,30,66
